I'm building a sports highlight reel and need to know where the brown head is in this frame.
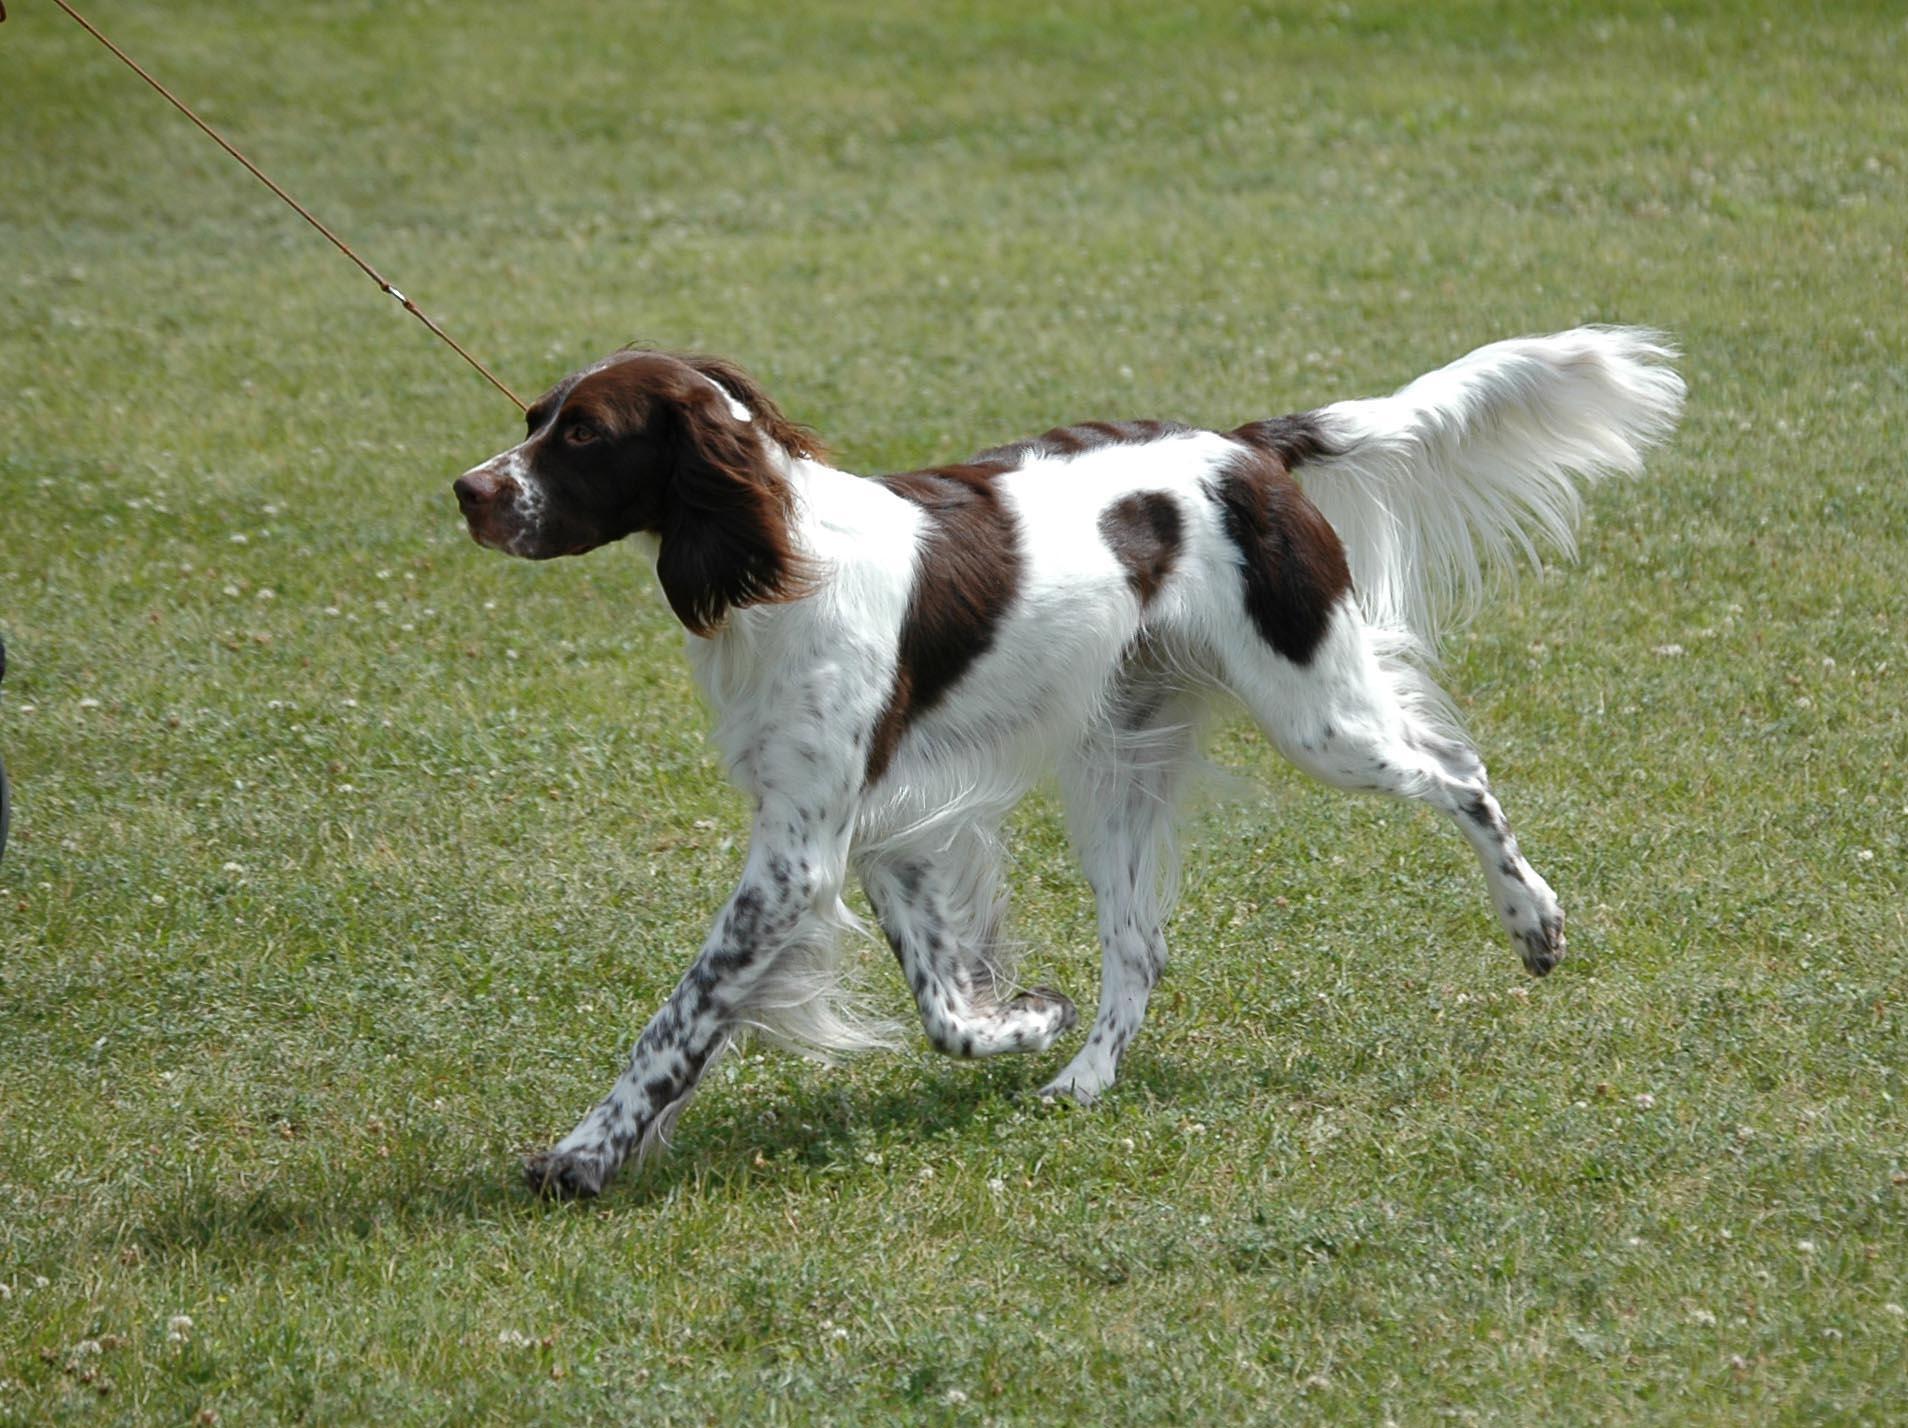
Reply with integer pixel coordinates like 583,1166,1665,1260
451,350,824,633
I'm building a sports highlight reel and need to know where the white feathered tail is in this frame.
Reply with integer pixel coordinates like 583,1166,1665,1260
1291,326,1685,654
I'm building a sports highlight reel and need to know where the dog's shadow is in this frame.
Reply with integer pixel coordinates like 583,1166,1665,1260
674,1059,1034,1167
129,1158,524,1266
628,1050,1211,1201
126,1055,1210,1256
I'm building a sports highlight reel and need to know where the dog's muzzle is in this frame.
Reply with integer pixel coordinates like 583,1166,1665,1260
453,464,525,550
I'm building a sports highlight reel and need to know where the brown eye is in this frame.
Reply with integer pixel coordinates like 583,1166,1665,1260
563,422,600,448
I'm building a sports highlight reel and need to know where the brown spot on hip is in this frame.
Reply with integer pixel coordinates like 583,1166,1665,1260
1098,492,1184,607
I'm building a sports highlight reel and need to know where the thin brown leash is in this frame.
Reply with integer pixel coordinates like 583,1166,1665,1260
16,0,527,412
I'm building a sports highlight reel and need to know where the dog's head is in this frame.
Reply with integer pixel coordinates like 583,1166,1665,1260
453,350,822,632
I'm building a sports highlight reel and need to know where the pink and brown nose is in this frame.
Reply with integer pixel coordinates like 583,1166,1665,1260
454,466,520,511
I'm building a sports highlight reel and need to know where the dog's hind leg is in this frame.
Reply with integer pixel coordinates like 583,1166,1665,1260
1038,681,1204,1105
861,828,1077,1059
1220,605,1566,975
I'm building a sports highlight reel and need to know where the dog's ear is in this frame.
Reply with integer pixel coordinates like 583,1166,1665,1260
676,353,829,464
654,379,811,636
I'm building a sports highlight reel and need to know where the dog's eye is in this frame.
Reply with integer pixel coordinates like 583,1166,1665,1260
563,423,600,448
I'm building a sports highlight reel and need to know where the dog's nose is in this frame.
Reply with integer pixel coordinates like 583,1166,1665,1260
454,469,520,508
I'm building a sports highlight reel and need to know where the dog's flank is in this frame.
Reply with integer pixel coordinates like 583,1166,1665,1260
452,327,1684,1197
866,466,1025,785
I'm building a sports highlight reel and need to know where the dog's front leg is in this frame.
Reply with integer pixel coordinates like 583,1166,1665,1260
525,812,841,1199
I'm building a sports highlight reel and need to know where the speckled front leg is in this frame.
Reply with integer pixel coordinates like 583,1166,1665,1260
526,810,841,1199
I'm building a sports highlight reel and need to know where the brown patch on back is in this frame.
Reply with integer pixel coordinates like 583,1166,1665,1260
1098,492,1183,607
973,419,1194,468
1203,441,1351,665
862,418,1201,782
865,465,1024,784
1230,412,1337,471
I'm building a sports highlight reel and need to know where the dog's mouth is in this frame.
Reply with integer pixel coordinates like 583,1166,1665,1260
509,534,607,561
454,500,518,553
453,500,604,561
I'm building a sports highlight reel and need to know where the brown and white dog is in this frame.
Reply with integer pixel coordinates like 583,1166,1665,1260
453,328,1682,1198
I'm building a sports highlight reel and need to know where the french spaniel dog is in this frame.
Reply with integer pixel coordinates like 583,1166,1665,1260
452,328,1683,1198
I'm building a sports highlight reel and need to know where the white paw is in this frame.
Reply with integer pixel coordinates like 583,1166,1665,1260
1492,866,1564,976
1037,1059,1112,1107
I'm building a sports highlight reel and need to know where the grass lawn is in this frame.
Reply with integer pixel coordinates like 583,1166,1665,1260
3,0,1904,1421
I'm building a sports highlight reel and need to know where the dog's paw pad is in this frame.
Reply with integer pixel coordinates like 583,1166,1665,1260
1036,1081,1099,1108
1035,1064,1108,1107
523,1148,611,1200
1515,909,1566,977
1015,986,1078,1032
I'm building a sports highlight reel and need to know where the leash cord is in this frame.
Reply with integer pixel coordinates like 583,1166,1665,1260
32,0,527,412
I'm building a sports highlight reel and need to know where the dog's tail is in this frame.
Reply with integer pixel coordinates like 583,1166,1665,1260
1284,326,1684,655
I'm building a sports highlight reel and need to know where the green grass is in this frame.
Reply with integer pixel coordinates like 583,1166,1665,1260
3,0,1905,1421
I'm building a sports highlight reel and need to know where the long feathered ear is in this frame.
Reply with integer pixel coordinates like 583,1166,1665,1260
654,378,812,636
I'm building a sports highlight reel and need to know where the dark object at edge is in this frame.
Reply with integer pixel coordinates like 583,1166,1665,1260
0,636,10,864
